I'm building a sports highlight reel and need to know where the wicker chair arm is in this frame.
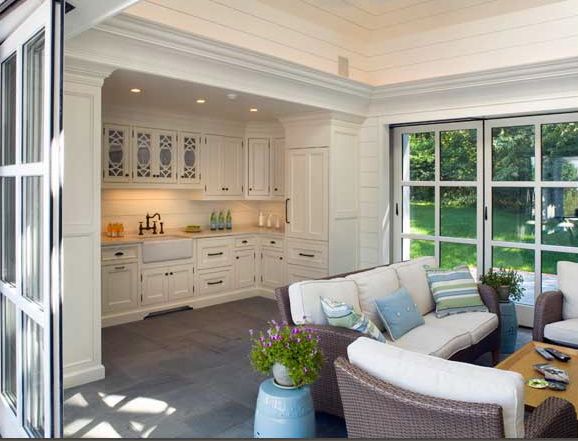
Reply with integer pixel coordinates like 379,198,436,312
532,291,564,342
525,397,577,438
478,284,501,317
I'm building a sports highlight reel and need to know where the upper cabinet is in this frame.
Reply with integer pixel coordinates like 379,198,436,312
203,135,244,196
247,138,270,197
179,132,201,185
132,127,177,184
103,124,131,182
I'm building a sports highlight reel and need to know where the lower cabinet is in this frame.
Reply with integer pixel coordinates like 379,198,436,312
197,266,234,296
261,249,285,288
286,264,327,284
142,264,194,306
102,262,139,313
234,249,256,289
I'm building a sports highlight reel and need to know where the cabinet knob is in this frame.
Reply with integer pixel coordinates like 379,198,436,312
249,188,252,191
125,174,129,177
236,256,240,260
274,188,278,191
279,257,283,261
170,272,174,275
165,272,169,276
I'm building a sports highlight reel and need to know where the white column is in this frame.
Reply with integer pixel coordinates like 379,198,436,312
62,58,114,388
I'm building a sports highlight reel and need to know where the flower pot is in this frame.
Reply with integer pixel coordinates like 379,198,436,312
497,286,511,303
272,363,296,388
499,301,518,354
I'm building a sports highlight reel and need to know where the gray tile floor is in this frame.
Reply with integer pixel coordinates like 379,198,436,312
64,297,532,438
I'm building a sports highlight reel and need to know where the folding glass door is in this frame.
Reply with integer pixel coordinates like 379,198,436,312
0,1,63,437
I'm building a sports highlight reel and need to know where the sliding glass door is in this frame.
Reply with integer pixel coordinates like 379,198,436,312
393,114,578,327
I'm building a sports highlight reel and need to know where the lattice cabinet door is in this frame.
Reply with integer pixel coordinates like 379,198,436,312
132,126,155,183
178,131,201,185
154,129,178,183
103,124,131,182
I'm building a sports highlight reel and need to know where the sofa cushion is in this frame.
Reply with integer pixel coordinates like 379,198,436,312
425,265,488,317
392,256,436,315
423,311,498,344
289,278,360,325
346,266,400,330
375,287,424,340
558,261,578,320
321,297,385,342
348,337,525,438
388,323,471,359
544,319,578,347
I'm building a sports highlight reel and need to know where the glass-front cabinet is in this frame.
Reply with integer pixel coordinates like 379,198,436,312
178,132,201,184
132,127,177,184
103,124,131,182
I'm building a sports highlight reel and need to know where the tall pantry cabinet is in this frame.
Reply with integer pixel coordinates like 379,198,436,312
281,112,362,281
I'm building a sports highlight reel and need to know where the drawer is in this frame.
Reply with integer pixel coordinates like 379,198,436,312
260,236,284,250
234,236,256,248
286,264,328,284
102,244,139,263
197,237,233,269
286,239,328,269
197,267,234,296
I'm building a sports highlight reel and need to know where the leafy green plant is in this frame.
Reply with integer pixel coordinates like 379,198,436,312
479,267,524,302
249,321,323,387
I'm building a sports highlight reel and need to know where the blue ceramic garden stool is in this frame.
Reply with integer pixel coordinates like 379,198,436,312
254,379,315,438
500,301,518,354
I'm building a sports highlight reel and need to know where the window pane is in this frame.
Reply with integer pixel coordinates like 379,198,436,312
541,251,578,293
23,30,45,164
402,186,434,235
23,316,44,436
1,54,16,166
542,122,578,181
440,129,477,181
541,187,578,247
1,177,16,285
402,132,434,181
440,242,477,278
402,238,434,261
492,247,535,306
492,126,535,181
441,187,476,238
1,297,17,410
492,187,535,243
22,176,43,304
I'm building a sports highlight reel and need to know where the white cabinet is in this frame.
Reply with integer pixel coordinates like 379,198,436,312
286,147,328,241
234,249,256,289
142,264,194,305
203,135,243,196
286,264,327,284
133,127,178,183
102,263,139,313
271,137,284,197
169,265,195,301
103,124,131,182
247,138,270,197
197,237,233,269
197,267,234,296
286,238,328,269
178,131,201,185
261,249,285,288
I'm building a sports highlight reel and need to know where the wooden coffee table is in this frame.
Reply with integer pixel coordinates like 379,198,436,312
497,341,578,410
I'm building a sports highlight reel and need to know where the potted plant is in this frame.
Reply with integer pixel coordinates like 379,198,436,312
249,321,323,388
479,268,524,354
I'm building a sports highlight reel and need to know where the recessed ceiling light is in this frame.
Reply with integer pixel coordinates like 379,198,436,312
130,88,142,93
249,108,259,112
227,93,238,100
196,99,206,104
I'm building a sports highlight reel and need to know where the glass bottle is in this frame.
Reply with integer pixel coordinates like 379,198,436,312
210,211,217,230
218,210,225,230
226,209,232,230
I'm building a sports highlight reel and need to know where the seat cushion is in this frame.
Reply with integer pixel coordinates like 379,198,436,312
392,256,436,315
321,297,385,342
375,287,424,340
289,278,360,325
346,266,400,330
388,323,471,359
348,337,525,438
558,261,578,320
424,311,499,344
544,319,578,347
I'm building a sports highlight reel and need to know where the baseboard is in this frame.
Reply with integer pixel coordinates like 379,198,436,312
64,363,106,389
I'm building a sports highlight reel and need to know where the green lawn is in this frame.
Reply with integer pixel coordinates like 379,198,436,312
408,202,578,274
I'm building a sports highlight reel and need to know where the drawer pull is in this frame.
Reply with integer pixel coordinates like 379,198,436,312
207,252,224,257
270,240,276,244
299,253,315,258
114,251,124,257
242,240,248,244
114,266,125,270
208,280,223,285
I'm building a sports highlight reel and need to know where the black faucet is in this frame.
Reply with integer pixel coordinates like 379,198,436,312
139,213,164,235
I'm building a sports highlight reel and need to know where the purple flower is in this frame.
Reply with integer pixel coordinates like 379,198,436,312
291,328,301,334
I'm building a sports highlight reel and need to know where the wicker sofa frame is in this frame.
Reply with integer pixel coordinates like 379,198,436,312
275,265,502,418
532,290,578,348
334,356,577,439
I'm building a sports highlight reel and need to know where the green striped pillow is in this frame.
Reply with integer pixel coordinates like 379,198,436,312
425,265,487,318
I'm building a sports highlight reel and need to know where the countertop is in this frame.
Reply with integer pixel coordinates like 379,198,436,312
101,225,285,246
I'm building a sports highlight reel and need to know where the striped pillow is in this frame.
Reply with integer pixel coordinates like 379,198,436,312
425,266,488,318
320,297,385,342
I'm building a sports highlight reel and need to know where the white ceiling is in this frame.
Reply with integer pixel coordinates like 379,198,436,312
102,69,320,121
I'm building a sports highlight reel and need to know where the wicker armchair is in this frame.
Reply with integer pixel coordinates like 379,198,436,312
275,265,502,418
533,290,564,343
335,356,578,439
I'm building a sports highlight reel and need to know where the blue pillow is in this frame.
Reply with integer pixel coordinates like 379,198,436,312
375,288,425,340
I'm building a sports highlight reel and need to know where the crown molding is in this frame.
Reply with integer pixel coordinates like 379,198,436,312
64,57,116,87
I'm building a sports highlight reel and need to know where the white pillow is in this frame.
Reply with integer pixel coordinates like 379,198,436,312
346,267,400,330
393,256,436,315
348,337,525,438
289,278,361,325
558,261,578,320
